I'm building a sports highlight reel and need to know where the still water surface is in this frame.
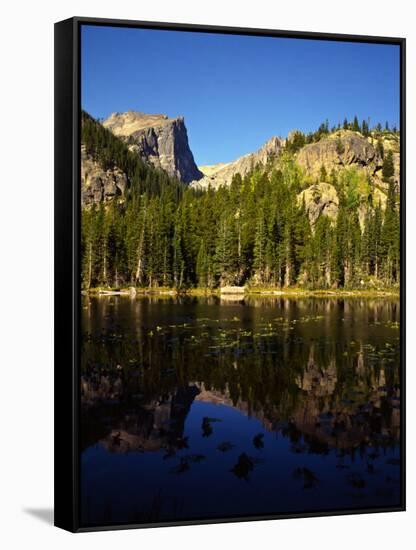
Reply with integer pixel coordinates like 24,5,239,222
80,295,401,526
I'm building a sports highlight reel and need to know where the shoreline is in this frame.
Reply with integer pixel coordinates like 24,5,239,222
82,287,400,298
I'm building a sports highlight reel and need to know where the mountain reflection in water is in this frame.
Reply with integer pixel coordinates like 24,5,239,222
80,295,401,527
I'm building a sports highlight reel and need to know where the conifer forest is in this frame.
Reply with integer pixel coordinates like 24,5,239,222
81,112,400,292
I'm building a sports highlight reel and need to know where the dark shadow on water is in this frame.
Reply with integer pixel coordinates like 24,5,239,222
80,295,401,523
24,508,54,525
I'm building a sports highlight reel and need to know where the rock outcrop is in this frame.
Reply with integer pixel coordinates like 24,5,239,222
191,136,283,190
369,133,401,190
103,110,203,183
81,146,128,205
81,110,400,231
297,182,339,226
296,130,382,179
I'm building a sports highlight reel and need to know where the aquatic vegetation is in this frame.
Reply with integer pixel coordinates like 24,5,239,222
292,467,319,489
170,459,191,475
217,441,235,453
253,433,264,450
181,454,206,463
230,453,255,481
201,417,222,437
81,295,401,521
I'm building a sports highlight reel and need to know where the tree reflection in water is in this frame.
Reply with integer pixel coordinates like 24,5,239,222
80,295,401,526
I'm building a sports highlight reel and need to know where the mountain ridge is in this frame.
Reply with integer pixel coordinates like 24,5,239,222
192,136,284,189
102,110,203,183
80,111,400,291
95,109,400,197
81,110,400,235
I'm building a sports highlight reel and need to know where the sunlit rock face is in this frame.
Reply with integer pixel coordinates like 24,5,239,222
81,145,128,205
296,129,400,191
297,182,339,226
191,136,284,190
103,110,203,184
296,130,381,177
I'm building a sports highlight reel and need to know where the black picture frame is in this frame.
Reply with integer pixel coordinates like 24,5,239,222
54,16,406,533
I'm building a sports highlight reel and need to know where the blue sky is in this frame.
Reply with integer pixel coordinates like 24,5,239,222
81,25,400,166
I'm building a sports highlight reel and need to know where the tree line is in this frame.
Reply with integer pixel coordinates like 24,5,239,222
285,116,399,154
81,110,185,199
81,113,400,291
81,166,400,291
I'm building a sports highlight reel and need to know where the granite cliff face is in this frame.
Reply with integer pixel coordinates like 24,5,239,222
81,110,400,236
297,182,339,227
81,145,128,205
191,136,283,190
293,130,400,229
103,110,203,183
296,130,381,177
296,129,400,191
296,181,389,232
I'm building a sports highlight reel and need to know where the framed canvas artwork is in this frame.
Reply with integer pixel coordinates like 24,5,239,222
54,17,405,532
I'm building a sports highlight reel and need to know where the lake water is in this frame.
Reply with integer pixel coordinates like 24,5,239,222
80,295,401,527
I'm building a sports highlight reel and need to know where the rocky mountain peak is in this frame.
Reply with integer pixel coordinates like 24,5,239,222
258,136,283,158
103,110,202,184
105,111,172,134
296,130,380,177
192,135,284,190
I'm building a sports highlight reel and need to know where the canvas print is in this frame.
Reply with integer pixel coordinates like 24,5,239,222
80,25,401,527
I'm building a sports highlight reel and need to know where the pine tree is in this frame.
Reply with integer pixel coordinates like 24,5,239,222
372,203,383,279
336,136,345,155
380,179,399,284
312,216,334,288
172,224,185,289
253,208,269,284
294,196,312,285
214,214,238,286
382,150,395,182
353,116,360,132
376,139,385,160
196,239,210,288
333,189,348,287
80,114,400,292
133,197,148,286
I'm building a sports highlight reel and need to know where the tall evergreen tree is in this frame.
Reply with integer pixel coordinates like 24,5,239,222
80,113,400,292
382,150,395,182
353,116,360,132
